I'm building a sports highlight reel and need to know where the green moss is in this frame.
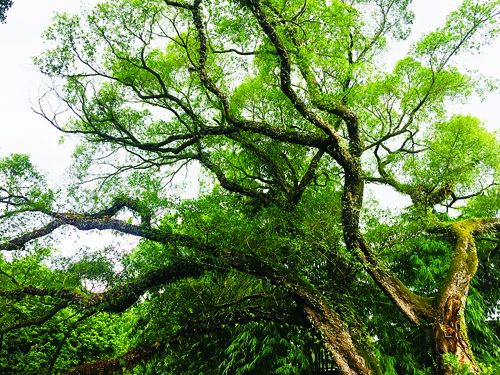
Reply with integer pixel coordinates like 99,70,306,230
395,278,435,316
433,219,480,308
351,334,384,375
459,305,478,368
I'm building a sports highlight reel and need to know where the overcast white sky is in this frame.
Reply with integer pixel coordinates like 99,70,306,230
0,1,98,178
0,0,499,210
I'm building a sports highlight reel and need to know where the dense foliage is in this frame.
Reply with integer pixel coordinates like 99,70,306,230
2,0,500,374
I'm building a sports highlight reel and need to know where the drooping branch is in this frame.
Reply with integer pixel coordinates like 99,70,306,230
0,219,67,251
0,200,317,312
0,302,68,335
0,194,201,252
0,198,293,285
1,199,376,373
0,259,210,316
63,305,310,375
36,89,207,154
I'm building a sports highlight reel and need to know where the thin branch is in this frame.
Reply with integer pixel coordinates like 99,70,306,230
0,302,68,335
0,268,19,286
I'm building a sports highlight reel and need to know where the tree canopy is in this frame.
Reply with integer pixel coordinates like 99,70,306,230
2,0,500,374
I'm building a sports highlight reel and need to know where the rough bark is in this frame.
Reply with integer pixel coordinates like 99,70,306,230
342,164,495,374
300,300,379,375
1,202,381,374
432,295,477,374
222,248,381,374
15,0,500,372
426,220,487,374
360,218,500,374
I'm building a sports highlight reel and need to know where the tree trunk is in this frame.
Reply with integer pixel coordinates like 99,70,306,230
432,294,478,374
342,177,490,375
427,220,482,374
298,297,382,375
222,248,382,374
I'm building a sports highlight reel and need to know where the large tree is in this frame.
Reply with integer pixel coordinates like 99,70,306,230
2,0,500,373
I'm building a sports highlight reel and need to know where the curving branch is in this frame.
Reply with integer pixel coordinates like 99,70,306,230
87,197,152,227
289,149,325,205
0,197,377,373
62,305,310,375
446,183,498,209
261,0,362,157
0,258,209,323
0,302,68,335
0,219,67,251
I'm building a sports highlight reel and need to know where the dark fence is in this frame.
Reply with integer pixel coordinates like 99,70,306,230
311,347,341,374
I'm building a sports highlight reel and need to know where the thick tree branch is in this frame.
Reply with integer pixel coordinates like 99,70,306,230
63,306,310,375
0,219,66,251
263,1,362,157
0,259,210,315
245,0,356,172
1,200,374,373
